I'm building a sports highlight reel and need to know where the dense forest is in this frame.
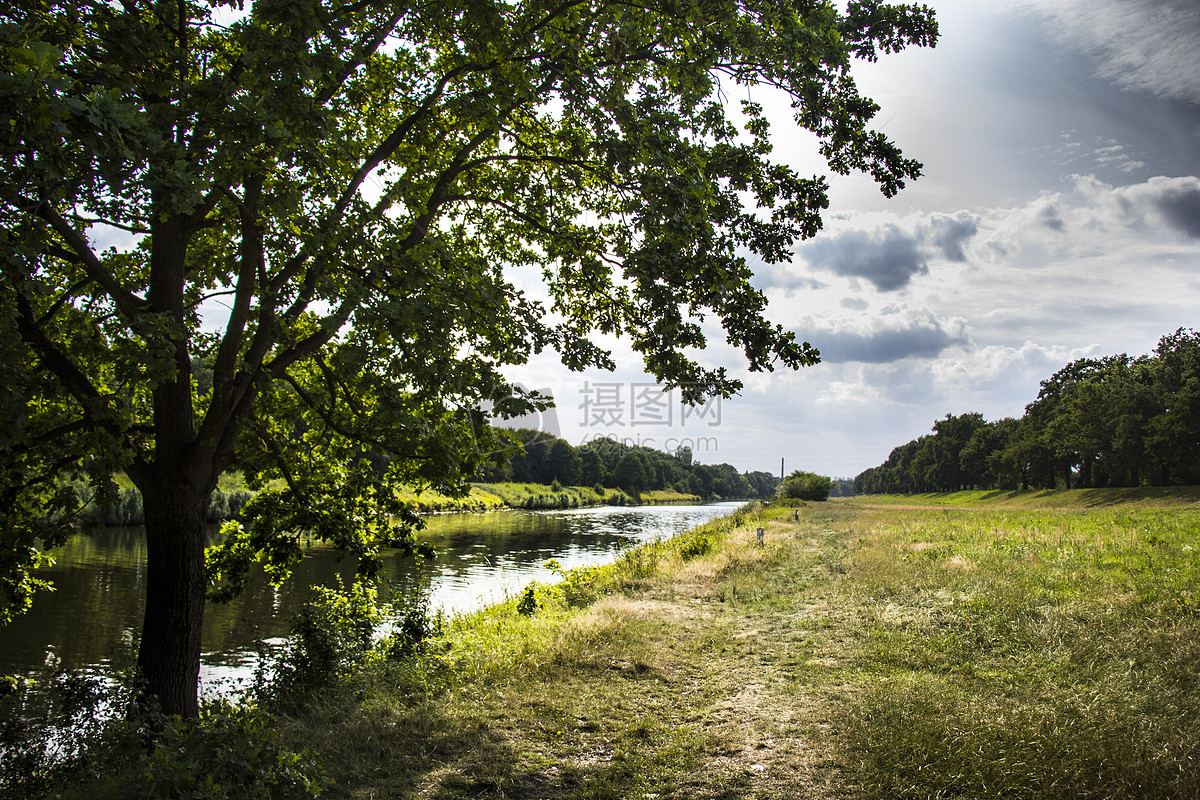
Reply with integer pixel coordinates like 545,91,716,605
855,329,1200,494
475,430,780,500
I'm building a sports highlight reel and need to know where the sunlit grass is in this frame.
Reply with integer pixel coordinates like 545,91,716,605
810,502,1200,799
43,492,1191,799
277,495,1200,799
851,486,1200,509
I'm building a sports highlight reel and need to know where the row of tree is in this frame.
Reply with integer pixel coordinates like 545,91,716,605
476,429,780,500
855,329,1200,494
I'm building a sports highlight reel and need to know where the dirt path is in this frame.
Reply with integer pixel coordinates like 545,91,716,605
312,509,863,800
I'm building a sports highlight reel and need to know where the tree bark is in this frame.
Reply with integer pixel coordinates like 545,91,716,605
137,478,210,718
132,209,213,718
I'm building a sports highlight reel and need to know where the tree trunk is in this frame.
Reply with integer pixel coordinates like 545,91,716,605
135,211,213,718
137,478,211,718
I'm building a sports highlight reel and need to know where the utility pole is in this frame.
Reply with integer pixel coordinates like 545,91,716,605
780,457,784,480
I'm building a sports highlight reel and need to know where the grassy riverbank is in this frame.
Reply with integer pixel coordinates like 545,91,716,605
28,490,1200,799
250,490,1196,799
853,485,1200,509
76,478,704,525
395,482,702,512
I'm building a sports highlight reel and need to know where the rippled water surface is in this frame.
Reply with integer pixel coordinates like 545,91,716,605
0,502,738,691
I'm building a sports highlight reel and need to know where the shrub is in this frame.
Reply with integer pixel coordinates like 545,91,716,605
110,704,326,800
777,470,833,501
678,531,715,561
545,558,602,608
269,579,382,696
616,545,660,579
385,583,445,659
0,670,120,797
516,584,541,616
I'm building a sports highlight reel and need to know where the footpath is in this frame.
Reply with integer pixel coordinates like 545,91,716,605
295,502,857,800
289,491,1200,799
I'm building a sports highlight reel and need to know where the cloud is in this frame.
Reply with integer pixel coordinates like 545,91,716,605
801,225,927,291
795,212,981,292
1019,0,1200,105
1154,184,1200,238
966,176,1200,270
800,313,972,364
748,261,826,293
1037,204,1066,232
926,212,980,261
1072,174,1200,239
930,341,1101,398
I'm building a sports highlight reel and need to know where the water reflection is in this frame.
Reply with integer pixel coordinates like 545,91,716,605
0,502,737,689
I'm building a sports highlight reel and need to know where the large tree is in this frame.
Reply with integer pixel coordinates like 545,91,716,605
0,0,937,716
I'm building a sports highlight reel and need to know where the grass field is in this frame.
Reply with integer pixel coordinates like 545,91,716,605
29,491,1199,799
244,491,1197,799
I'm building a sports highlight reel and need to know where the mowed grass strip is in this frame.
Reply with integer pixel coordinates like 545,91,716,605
280,498,1200,800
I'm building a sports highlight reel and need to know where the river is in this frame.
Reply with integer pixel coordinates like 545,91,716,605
0,502,739,693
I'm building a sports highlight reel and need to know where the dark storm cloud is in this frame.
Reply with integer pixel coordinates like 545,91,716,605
802,319,970,364
1155,185,1200,239
802,225,927,292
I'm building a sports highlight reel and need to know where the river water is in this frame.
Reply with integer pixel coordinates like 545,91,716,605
0,502,738,693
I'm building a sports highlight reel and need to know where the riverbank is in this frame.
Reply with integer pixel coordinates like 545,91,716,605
849,485,1200,509
281,492,1200,800
28,492,1200,799
397,482,703,512
78,478,708,525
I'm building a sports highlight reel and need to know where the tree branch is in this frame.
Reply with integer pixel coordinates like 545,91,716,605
34,198,147,320
11,289,151,473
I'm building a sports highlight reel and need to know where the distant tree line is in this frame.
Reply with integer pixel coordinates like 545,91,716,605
855,329,1200,493
474,430,779,500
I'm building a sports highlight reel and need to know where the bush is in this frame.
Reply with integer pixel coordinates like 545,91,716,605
616,545,660,579
777,470,833,501
677,531,715,561
0,670,120,797
269,579,382,696
110,704,326,800
1,676,324,800
516,584,541,616
545,558,602,608
385,583,445,659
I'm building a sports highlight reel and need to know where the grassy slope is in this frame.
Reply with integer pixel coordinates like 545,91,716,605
272,489,1200,799
397,483,702,513
850,485,1200,509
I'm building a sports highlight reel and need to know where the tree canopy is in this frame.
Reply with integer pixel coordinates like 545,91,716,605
854,329,1200,494
1,0,938,715
777,469,832,501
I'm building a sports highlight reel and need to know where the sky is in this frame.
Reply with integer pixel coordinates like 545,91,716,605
506,0,1200,480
